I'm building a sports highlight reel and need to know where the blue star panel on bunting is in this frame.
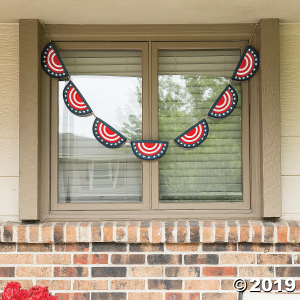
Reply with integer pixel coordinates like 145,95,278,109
232,46,259,81
174,119,209,149
63,81,93,116
131,141,169,160
41,43,69,78
93,117,127,148
208,85,238,119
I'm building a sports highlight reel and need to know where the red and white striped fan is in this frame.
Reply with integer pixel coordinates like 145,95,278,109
174,119,208,149
63,81,92,116
208,85,238,119
232,46,259,81
131,141,169,160
41,43,68,78
93,117,127,148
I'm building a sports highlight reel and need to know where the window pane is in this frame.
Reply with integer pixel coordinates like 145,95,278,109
158,49,242,202
58,50,142,203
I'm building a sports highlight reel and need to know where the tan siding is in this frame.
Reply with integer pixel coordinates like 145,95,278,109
0,24,19,222
281,24,300,219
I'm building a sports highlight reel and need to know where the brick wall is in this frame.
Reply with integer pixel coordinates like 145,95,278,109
0,221,300,300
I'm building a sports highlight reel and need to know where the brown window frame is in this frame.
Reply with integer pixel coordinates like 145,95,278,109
19,20,281,221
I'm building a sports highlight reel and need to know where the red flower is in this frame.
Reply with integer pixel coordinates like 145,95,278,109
2,282,21,300
1,283,59,300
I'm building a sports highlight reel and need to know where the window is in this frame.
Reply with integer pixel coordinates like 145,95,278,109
19,21,281,220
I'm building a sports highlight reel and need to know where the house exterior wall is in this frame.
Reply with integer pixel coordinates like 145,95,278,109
0,24,19,222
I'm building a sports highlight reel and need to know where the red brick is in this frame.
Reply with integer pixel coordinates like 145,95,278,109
111,279,145,290
140,221,150,243
116,222,126,242
190,222,200,243
277,226,288,243
17,225,27,243
0,280,33,289
239,220,250,242
276,267,300,277
29,225,40,243
66,224,77,243
130,244,163,252
36,280,71,290
74,254,108,265
112,254,145,264
257,254,292,264
0,254,33,264
148,280,182,290
36,254,71,265
0,243,16,252
167,244,198,252
54,224,64,243
18,244,52,252
250,221,262,243
215,221,225,243
288,221,300,243
227,221,238,243
41,224,52,243
54,267,88,277
275,244,300,252
202,221,213,243
55,293,89,300
92,293,125,300
203,267,237,277
203,244,236,251
263,222,274,243
129,267,163,277
129,292,163,300
166,293,200,300
73,280,108,290
238,243,272,252
152,221,163,244
177,221,187,243
55,243,89,252
184,254,218,265
166,267,200,277
239,266,274,277
103,222,114,242
202,293,236,300
128,222,139,243
17,267,52,277
91,222,102,242
220,254,255,264
185,280,219,290
0,267,15,277
3,225,13,242
166,221,176,243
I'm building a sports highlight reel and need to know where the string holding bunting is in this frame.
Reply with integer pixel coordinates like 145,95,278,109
232,46,259,81
40,23,260,161
208,85,238,119
93,117,127,148
131,141,169,160
174,119,209,149
63,81,93,116
41,43,68,78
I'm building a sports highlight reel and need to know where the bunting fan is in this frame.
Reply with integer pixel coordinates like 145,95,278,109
93,117,127,148
63,81,93,116
174,119,209,149
41,43,68,78
208,85,238,119
131,141,169,160
232,46,259,81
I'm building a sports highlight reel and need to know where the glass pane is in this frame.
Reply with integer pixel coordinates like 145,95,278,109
58,50,142,203
158,49,243,202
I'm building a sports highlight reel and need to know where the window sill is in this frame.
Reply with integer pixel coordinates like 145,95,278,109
0,220,299,244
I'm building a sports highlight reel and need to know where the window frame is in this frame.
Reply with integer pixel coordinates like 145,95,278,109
19,20,281,221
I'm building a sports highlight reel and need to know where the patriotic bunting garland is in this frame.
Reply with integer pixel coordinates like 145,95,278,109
41,24,259,161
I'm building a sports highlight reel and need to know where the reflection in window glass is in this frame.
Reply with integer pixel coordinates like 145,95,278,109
158,50,243,202
58,50,142,203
